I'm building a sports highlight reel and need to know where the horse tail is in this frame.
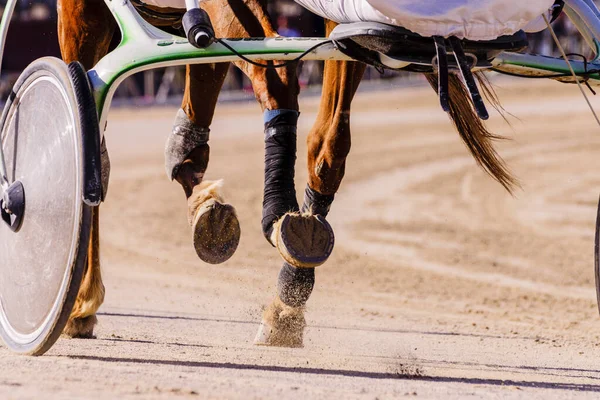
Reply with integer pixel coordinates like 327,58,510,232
424,72,519,194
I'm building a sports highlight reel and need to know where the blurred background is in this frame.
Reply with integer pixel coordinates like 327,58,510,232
0,0,595,104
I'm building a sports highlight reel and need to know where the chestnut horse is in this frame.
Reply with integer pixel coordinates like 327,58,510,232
58,0,512,347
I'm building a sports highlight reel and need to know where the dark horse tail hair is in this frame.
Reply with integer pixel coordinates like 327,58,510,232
425,72,519,194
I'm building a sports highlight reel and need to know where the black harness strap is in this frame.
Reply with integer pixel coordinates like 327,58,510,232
433,36,450,113
448,36,489,120
130,0,184,28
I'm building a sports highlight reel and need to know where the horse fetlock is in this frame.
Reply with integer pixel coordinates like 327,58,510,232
72,290,105,319
301,185,334,217
254,296,306,348
165,108,210,181
175,151,209,197
272,212,334,268
189,180,240,264
277,262,315,307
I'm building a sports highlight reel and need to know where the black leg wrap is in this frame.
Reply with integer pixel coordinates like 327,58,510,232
262,114,300,244
301,185,334,217
277,262,315,308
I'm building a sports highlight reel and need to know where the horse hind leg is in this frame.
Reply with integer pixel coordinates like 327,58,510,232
58,0,115,338
166,62,241,264
256,20,366,347
63,208,104,338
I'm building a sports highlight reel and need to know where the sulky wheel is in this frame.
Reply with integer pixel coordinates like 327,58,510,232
0,57,101,355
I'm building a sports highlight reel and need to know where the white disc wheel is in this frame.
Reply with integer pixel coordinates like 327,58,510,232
0,57,101,355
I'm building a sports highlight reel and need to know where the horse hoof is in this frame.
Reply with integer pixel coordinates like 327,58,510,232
254,321,275,345
254,297,305,348
273,213,334,268
254,320,304,348
63,315,97,339
193,199,240,264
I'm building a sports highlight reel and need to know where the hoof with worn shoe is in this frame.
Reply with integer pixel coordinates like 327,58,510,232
189,180,240,264
271,213,334,268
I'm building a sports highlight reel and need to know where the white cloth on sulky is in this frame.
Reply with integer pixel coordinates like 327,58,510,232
294,0,556,41
139,0,186,8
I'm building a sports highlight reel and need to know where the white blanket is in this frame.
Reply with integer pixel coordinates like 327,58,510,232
295,0,555,40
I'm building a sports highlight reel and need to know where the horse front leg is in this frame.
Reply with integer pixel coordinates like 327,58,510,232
166,63,241,264
209,0,332,270
255,20,366,347
245,62,311,348
238,62,327,267
58,0,115,338
240,62,336,274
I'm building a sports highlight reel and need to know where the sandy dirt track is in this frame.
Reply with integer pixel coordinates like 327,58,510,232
3,78,600,399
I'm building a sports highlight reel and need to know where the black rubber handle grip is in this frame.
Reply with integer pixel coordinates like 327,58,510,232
183,8,215,49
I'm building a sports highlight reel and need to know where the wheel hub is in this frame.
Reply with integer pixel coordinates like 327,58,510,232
0,180,24,232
